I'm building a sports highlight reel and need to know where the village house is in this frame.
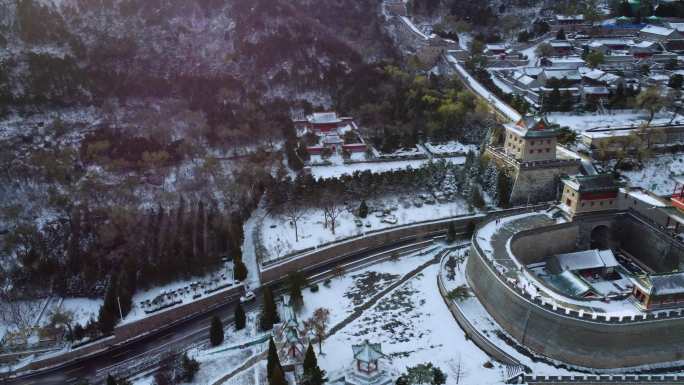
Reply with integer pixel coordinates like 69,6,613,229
549,40,574,56
640,25,683,43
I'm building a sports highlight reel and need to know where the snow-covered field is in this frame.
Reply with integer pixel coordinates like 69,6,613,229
548,111,684,132
618,154,684,195
297,247,443,326
132,312,266,385
260,196,471,261
309,156,465,179
317,261,506,384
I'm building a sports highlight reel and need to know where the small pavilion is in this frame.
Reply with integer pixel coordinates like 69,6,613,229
345,340,393,385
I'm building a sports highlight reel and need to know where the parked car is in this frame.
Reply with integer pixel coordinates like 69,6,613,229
382,215,398,224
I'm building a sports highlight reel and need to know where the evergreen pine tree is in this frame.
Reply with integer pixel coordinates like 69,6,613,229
446,222,457,243
234,257,248,281
98,277,119,333
287,271,306,310
106,374,117,385
235,302,246,330
358,200,368,218
209,315,224,346
470,186,486,209
269,364,287,385
179,352,200,382
260,287,280,331
302,344,327,385
496,171,511,208
267,337,284,380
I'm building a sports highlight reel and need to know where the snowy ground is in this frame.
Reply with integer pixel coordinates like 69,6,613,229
309,156,465,179
260,195,472,261
132,312,266,385
317,262,506,385
618,154,684,196
122,263,238,324
547,111,684,133
297,247,443,326
0,297,102,345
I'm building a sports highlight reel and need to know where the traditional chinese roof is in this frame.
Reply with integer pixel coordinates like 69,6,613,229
641,24,676,37
352,340,385,363
505,115,560,138
548,249,619,274
563,174,619,193
633,272,684,296
308,112,341,124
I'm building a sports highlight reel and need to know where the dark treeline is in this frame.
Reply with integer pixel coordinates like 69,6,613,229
5,195,253,300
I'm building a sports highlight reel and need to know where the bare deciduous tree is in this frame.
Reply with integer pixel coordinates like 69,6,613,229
0,293,42,332
322,197,345,235
305,307,330,354
282,200,308,242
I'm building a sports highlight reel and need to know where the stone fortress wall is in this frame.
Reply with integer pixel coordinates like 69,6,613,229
466,211,684,369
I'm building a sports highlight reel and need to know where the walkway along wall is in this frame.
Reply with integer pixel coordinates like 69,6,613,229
466,219,684,369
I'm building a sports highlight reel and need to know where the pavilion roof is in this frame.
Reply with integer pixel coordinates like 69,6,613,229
352,340,384,363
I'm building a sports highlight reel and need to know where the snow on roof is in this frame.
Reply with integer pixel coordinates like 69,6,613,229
309,112,341,124
549,249,619,274
642,272,684,296
669,22,684,32
556,14,584,21
623,188,667,207
352,340,384,362
641,24,676,36
580,67,606,80
633,40,658,48
555,270,593,297
550,41,573,48
543,69,581,80
583,86,610,95
549,57,585,63
486,44,507,50
588,38,635,47
518,75,536,85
